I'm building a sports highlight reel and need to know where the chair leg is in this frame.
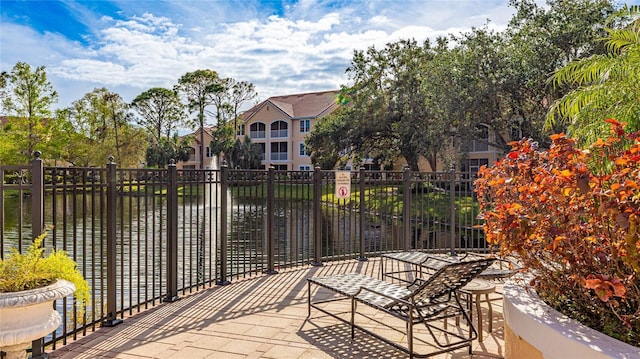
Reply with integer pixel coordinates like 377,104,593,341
307,282,311,317
351,298,356,339
486,293,493,333
408,309,414,359
475,293,483,342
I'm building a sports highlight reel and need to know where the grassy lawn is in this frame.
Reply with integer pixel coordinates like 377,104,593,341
230,182,479,225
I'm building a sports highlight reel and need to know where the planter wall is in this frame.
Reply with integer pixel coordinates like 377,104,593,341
503,279,640,359
0,280,75,359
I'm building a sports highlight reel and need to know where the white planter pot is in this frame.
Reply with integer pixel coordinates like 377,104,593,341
503,279,640,359
0,280,75,359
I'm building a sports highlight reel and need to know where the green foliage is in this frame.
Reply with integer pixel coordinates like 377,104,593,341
0,232,90,315
228,136,263,169
336,39,432,171
131,87,187,144
475,119,640,346
210,122,235,158
65,88,147,167
146,135,192,168
0,62,59,164
546,6,640,145
306,105,349,169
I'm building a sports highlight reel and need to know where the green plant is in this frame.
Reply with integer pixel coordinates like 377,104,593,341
475,119,639,346
0,231,90,311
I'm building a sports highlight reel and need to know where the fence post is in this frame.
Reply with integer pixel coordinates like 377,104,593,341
30,151,45,359
403,167,412,251
357,168,367,260
312,166,322,266
449,164,457,256
217,163,230,285
165,160,179,301
265,166,278,274
103,156,122,327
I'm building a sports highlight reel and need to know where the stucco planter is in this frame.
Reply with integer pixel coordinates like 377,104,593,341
503,278,640,359
0,280,75,359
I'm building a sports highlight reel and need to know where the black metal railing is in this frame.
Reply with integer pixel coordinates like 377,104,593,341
1,156,486,357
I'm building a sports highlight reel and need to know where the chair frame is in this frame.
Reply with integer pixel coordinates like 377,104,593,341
381,251,516,284
307,258,494,358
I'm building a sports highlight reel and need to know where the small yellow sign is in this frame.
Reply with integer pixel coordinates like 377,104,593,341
335,170,351,199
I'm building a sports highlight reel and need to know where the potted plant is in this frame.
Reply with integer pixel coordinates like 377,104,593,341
0,231,90,359
475,119,639,356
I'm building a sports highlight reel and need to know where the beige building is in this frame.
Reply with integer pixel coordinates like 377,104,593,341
176,126,217,170
177,90,508,174
238,90,340,171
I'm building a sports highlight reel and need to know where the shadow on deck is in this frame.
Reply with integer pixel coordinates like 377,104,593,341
50,259,504,358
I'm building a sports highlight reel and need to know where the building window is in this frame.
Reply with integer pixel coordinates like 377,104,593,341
271,142,288,161
463,158,489,175
236,124,245,136
299,143,308,156
300,119,310,133
257,143,266,161
206,146,212,157
299,165,311,171
271,121,288,138
250,122,266,139
470,126,489,152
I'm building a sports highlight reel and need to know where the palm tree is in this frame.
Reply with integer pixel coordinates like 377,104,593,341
546,7,640,145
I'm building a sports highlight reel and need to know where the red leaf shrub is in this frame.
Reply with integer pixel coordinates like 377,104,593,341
475,119,640,345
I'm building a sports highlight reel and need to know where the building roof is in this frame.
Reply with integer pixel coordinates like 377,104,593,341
183,125,215,144
243,90,340,122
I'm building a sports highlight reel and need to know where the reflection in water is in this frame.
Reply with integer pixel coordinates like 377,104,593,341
1,185,396,341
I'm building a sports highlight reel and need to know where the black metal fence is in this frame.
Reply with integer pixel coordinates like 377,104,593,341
0,155,487,356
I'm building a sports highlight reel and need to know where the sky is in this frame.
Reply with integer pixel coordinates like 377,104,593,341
2,0,533,112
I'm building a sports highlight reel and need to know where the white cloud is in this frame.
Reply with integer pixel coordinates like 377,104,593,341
1,0,522,109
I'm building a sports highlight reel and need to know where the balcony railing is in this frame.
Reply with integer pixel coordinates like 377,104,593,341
1,158,485,355
270,152,288,161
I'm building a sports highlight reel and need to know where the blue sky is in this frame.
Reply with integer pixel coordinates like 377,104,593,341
0,0,610,111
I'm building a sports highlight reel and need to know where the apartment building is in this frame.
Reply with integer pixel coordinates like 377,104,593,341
237,90,341,171
176,126,216,170
176,90,507,174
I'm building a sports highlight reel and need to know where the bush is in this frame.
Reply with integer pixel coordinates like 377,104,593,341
0,231,90,320
475,119,639,346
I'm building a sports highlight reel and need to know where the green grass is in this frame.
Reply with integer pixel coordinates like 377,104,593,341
230,183,479,225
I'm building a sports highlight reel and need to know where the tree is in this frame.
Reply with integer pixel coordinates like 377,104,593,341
306,104,350,169
145,134,192,168
207,78,258,165
546,6,640,145
329,39,450,171
227,79,258,134
229,136,263,169
65,88,146,167
0,70,8,112
0,62,58,164
419,38,466,169
131,87,187,145
503,0,617,145
210,121,235,163
175,70,225,169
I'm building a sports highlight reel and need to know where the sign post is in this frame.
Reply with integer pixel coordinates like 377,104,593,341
335,170,351,199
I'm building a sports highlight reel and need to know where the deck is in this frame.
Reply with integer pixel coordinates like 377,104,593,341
49,259,504,358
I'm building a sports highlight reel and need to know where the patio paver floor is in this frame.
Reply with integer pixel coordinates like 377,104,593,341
49,259,504,358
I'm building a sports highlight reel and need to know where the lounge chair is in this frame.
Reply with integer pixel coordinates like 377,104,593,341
307,258,494,358
381,251,516,284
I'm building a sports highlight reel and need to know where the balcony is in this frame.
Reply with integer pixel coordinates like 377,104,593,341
49,259,504,358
